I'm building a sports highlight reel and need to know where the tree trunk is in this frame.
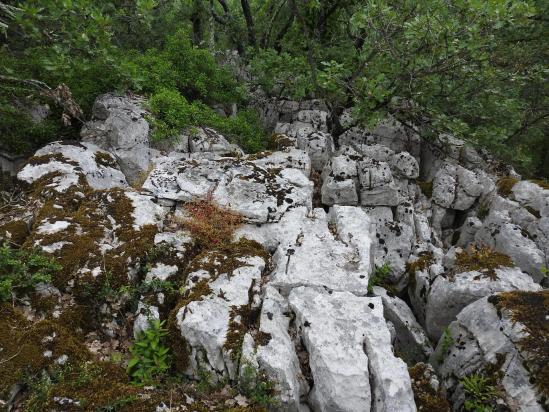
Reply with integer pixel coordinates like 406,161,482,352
240,0,256,48
191,1,203,45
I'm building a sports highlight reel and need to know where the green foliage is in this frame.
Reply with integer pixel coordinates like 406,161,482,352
127,319,171,385
196,367,219,393
239,361,278,407
367,262,392,294
460,374,499,412
436,327,454,363
0,242,61,302
249,49,314,99
148,88,266,153
96,395,139,412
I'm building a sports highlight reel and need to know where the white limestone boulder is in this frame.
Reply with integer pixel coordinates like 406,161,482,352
424,265,541,341
254,286,310,411
176,251,266,381
288,287,415,412
188,127,243,156
432,163,484,210
296,131,334,172
143,157,313,223
433,292,547,411
250,148,311,176
320,154,359,206
475,210,545,282
358,159,400,206
18,142,128,192
270,208,372,296
373,286,433,364
81,93,151,183
390,151,419,179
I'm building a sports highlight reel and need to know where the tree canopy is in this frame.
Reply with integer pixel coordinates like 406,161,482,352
1,0,548,176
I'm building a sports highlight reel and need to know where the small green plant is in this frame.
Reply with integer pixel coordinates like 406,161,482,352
239,361,278,407
0,242,61,302
196,366,216,393
127,319,171,384
367,262,392,294
541,266,548,277
97,395,139,412
436,326,454,363
461,374,498,412
23,372,54,412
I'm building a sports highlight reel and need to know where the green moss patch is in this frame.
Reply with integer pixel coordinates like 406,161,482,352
0,219,29,245
416,180,433,198
406,251,434,275
496,177,519,197
0,304,90,397
453,245,513,280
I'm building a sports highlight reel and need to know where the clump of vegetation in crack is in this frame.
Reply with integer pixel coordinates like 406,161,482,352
406,251,434,275
460,374,499,412
496,177,519,197
239,360,278,408
367,262,392,294
0,242,61,302
409,363,450,412
436,326,454,364
453,245,513,281
127,319,171,385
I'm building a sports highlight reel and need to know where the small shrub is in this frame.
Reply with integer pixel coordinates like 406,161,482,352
0,242,61,302
460,374,499,412
147,88,266,153
127,319,171,384
368,262,392,294
178,196,242,249
239,361,278,407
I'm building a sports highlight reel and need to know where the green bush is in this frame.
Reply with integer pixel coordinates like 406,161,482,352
148,89,266,153
127,319,171,385
0,242,61,302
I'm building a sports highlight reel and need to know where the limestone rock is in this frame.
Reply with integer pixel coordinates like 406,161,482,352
296,131,334,172
424,265,541,341
188,127,243,156
320,154,359,206
18,142,128,192
390,151,419,179
81,93,151,183
288,287,415,412
176,252,266,380
270,208,372,296
433,292,547,411
475,210,545,282
255,286,310,411
143,157,313,223
373,286,433,364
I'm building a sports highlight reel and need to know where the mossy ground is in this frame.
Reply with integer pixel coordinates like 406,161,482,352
2,162,274,410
